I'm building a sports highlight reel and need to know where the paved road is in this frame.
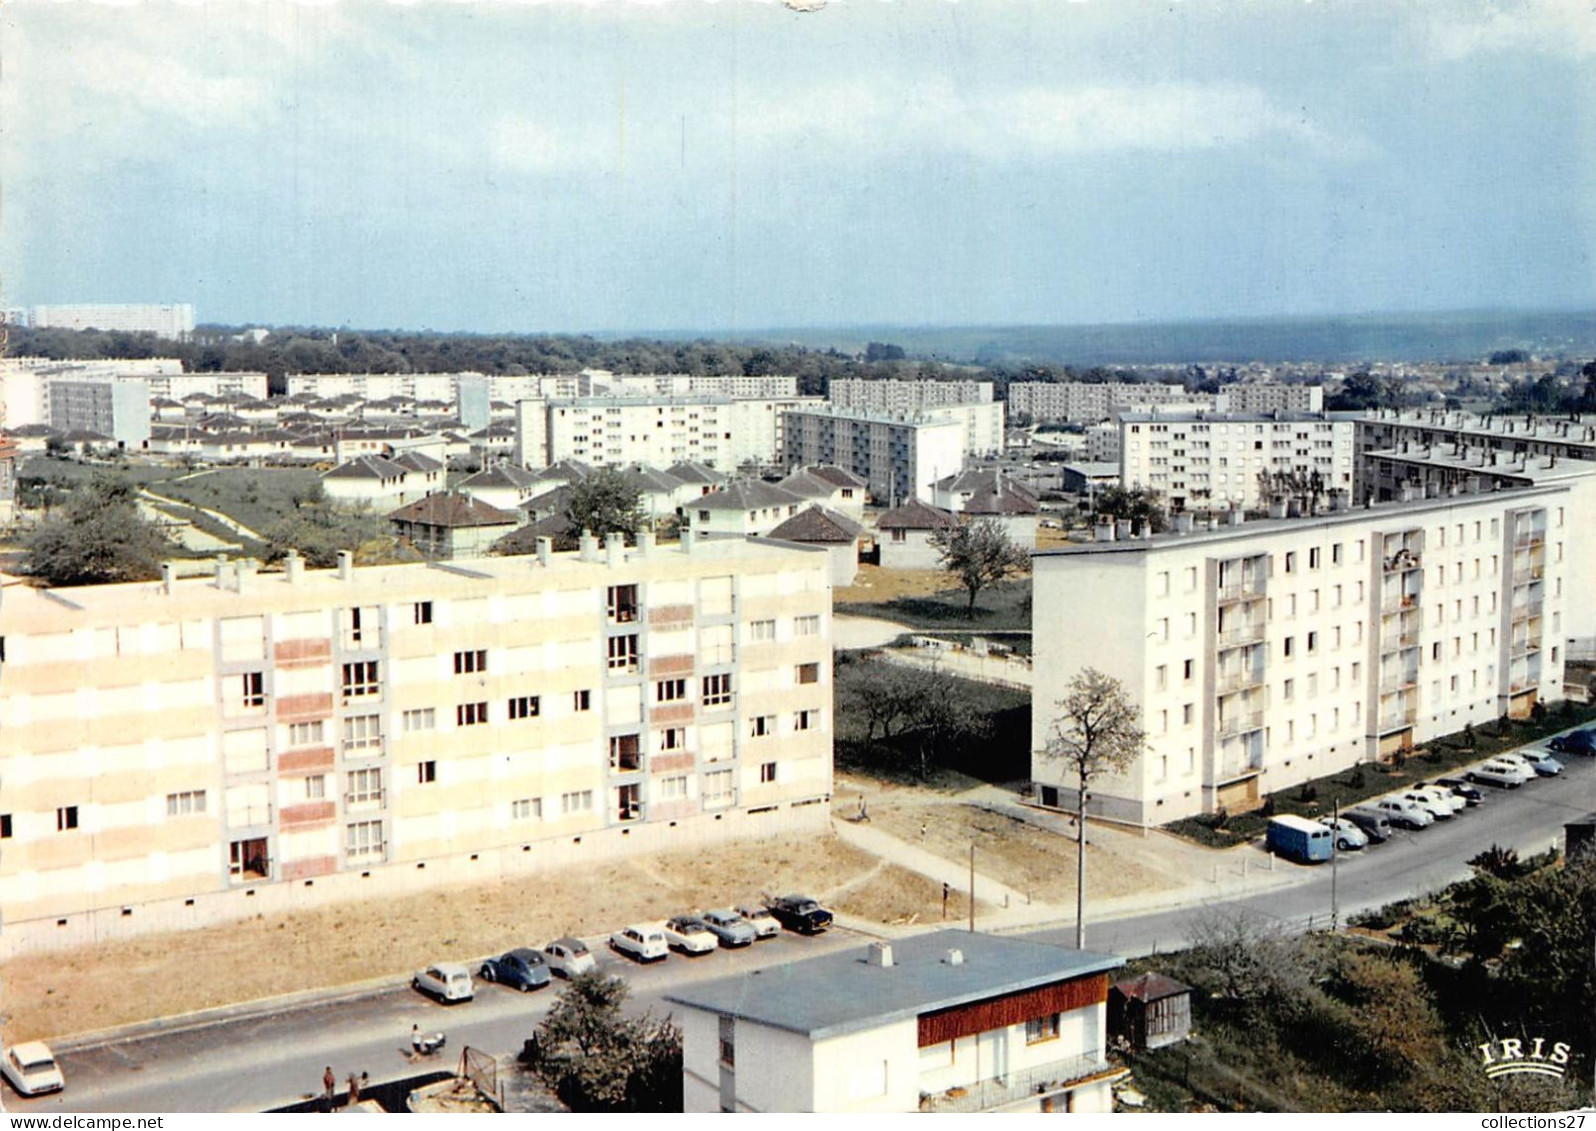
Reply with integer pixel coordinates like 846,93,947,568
13,745,1594,1113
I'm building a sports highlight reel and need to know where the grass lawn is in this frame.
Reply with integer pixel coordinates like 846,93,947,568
154,467,324,536
835,575,1032,630
1166,704,1596,848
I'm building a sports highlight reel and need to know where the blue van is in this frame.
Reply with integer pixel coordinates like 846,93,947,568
1265,814,1335,864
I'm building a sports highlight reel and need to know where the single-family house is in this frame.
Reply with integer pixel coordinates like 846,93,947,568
876,499,958,570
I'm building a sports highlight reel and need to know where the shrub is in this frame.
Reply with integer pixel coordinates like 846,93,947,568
1297,783,1318,804
1346,768,1366,790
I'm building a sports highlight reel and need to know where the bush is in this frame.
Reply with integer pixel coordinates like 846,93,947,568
1349,899,1413,932
1346,768,1366,790
1297,783,1318,804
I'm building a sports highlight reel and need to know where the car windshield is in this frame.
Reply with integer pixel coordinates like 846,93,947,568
20,1055,56,1072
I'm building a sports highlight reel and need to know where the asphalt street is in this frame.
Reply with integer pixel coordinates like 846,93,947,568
9,741,1595,1113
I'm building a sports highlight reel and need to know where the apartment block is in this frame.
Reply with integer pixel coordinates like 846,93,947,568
1031,485,1574,826
26,303,196,341
45,376,153,448
779,407,965,504
1119,412,1357,512
1007,382,1190,423
828,378,994,410
1353,409,1596,499
516,395,822,471
0,535,833,954
1213,384,1325,414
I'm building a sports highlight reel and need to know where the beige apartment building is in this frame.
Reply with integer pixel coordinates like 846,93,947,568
0,534,833,954
1032,485,1573,826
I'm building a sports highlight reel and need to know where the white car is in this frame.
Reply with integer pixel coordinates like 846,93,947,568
542,937,597,979
412,962,475,1003
1398,790,1454,821
663,915,719,956
1372,797,1435,829
1412,785,1465,816
1468,759,1533,788
2,1042,64,1096
735,904,781,940
609,923,668,963
1517,749,1564,777
1317,817,1368,851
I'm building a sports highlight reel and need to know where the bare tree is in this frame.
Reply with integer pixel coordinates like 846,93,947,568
1043,668,1146,948
928,517,1030,618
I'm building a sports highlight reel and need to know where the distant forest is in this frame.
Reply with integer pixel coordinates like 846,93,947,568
3,325,1153,399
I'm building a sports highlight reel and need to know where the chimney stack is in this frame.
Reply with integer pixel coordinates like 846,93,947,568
536,536,553,567
213,554,229,587
681,527,696,554
605,531,624,566
867,941,895,968
337,550,354,580
578,530,600,561
284,551,303,583
637,530,655,556
161,561,177,594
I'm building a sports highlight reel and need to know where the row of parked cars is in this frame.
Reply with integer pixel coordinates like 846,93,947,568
1268,729,1589,863
412,895,835,1004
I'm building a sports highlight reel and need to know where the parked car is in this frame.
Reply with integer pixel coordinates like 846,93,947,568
1466,759,1532,788
1317,816,1368,851
1411,785,1465,817
542,937,597,979
479,948,551,992
765,894,835,934
609,923,668,963
1398,790,1454,821
2,1042,64,1097
1344,807,1394,843
1372,797,1435,829
701,909,758,948
663,915,719,956
412,962,475,1003
1266,814,1334,863
1432,778,1484,806
734,904,782,940
1547,727,1596,756
1517,749,1564,777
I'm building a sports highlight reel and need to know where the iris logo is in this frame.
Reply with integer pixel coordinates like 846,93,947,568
1477,1037,1571,1080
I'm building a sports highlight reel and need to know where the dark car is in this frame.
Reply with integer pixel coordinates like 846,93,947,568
765,894,834,935
1342,807,1393,843
1432,778,1485,806
1548,728,1596,757
479,948,551,992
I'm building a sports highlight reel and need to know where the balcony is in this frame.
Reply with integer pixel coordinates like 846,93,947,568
1381,593,1419,613
1379,631,1420,652
1379,673,1418,695
1510,638,1541,659
1216,623,1266,649
1382,550,1421,573
1216,711,1264,738
1378,709,1417,733
1216,582,1265,606
1514,530,1545,550
1215,669,1265,695
921,1053,1118,1114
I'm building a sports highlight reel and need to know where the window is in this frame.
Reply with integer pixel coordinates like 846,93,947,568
796,662,820,685
795,709,816,731
241,671,265,708
1332,542,1343,565
656,678,687,703
304,775,327,800
573,690,592,711
457,701,488,727
345,819,385,862
0,814,10,839
750,619,776,642
1282,678,1294,702
1284,551,1297,574
719,1016,736,1067
607,634,639,671
512,797,541,820
750,715,775,738
342,661,379,698
1309,547,1321,569
1155,665,1168,691
343,714,382,753
413,601,433,625
1307,631,1318,655
702,674,733,706
166,790,206,817
658,775,689,801
704,769,734,809
606,584,639,624
417,761,437,784
1283,636,1295,658
508,695,540,720
346,768,383,805
1182,703,1194,726
453,649,487,675
659,726,686,750
1026,1013,1061,1044
560,789,594,814
795,615,820,637
402,707,436,732
760,761,777,783
288,720,325,747
610,733,642,771
1183,659,1194,681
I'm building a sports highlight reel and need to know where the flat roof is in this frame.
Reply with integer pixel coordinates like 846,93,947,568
663,930,1121,1041
1365,447,1596,484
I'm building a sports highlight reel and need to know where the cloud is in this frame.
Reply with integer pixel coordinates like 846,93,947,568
1422,0,1596,62
488,115,588,174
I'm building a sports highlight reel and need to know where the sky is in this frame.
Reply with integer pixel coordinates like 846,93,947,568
2,0,1595,335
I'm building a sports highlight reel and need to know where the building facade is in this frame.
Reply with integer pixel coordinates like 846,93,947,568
45,376,153,449
25,303,196,341
1119,412,1357,512
668,932,1123,1114
1007,382,1190,423
0,536,833,954
1214,384,1324,414
829,378,994,411
516,395,823,471
1031,485,1574,826
779,407,966,504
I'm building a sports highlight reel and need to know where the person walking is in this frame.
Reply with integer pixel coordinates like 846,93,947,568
346,1072,361,1108
322,1066,336,1112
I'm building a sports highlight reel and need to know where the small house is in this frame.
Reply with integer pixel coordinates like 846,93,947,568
1107,972,1192,1051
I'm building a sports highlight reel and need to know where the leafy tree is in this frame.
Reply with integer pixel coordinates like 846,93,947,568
563,469,644,541
1043,668,1146,948
835,657,987,780
529,972,682,1112
22,474,176,586
1091,484,1168,531
928,517,1030,618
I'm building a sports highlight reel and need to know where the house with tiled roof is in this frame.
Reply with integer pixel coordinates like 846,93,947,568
933,469,1040,549
322,454,431,509
779,467,866,521
389,492,519,560
458,462,539,513
689,480,806,538
766,505,864,585
876,499,958,569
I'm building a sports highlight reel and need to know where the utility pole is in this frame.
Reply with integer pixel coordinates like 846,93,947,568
968,844,975,933
1330,798,1340,932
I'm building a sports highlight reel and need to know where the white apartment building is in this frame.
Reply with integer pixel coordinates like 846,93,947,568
0,358,185,430
668,932,1123,1114
26,303,196,341
1119,412,1357,512
828,378,993,410
1215,384,1324,414
0,535,833,955
599,373,800,399
45,376,153,448
1352,409,1596,499
1007,382,1189,423
779,407,966,504
1031,485,1574,826
515,395,822,471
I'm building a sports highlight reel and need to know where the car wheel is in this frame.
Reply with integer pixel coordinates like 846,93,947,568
480,966,494,982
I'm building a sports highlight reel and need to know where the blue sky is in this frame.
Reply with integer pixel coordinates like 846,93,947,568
3,0,1594,333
